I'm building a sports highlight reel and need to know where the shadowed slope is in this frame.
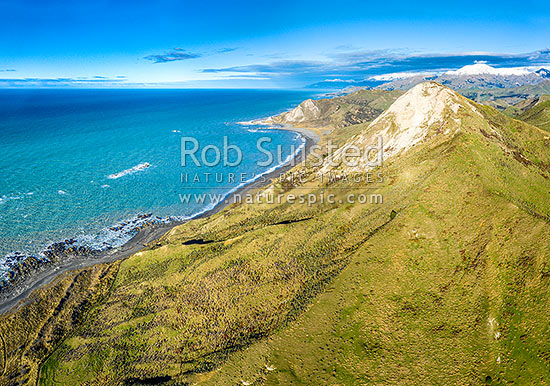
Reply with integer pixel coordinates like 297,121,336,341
518,95,550,131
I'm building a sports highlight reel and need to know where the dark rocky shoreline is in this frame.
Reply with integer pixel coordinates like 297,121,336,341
0,213,168,296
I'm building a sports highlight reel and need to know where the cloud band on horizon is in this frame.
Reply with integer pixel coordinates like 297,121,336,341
200,49,550,86
0,76,129,87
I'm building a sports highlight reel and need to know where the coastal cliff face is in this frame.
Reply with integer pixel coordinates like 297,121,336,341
1,83,550,386
276,98,323,123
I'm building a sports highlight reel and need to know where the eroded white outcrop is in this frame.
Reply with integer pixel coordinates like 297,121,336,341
321,82,475,173
278,99,321,123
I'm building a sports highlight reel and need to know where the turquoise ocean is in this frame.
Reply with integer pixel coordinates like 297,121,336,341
0,89,315,278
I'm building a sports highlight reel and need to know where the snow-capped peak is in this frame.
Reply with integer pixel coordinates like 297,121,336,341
445,62,530,76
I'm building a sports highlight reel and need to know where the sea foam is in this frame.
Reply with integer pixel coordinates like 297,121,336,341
107,162,151,179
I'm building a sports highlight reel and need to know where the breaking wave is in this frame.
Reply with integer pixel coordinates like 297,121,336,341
107,162,151,179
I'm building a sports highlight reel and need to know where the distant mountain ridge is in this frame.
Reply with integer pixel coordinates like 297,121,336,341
377,64,550,90
306,63,550,95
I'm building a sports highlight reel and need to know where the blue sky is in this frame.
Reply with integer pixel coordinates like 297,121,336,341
1,0,549,88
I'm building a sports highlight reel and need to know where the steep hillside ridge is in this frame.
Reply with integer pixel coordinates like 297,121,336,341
324,82,549,215
518,95,550,131
322,82,481,172
200,83,550,385
459,80,550,113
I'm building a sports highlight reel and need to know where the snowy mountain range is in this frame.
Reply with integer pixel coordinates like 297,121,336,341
308,63,550,91
377,63,550,90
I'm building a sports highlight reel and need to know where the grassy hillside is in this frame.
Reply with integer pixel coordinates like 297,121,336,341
1,83,549,386
518,95,550,131
267,89,403,130
459,81,550,114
